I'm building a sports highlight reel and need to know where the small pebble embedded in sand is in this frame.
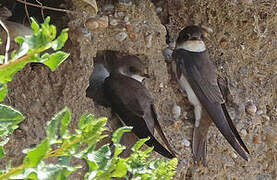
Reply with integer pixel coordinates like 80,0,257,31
172,104,181,120
115,11,125,18
129,32,138,40
220,40,228,47
116,32,128,42
159,82,164,88
256,109,263,115
124,16,130,23
253,136,260,144
85,16,109,31
262,115,270,121
245,101,257,115
156,7,163,13
231,152,238,158
183,138,190,147
110,19,119,26
145,34,153,48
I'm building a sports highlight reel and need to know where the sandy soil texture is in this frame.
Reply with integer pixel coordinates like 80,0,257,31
1,0,276,179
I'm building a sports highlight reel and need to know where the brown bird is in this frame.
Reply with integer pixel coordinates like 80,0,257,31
172,25,249,164
103,55,176,158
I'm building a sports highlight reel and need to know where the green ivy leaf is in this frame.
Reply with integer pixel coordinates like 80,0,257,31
132,137,150,152
46,107,71,144
56,168,74,180
0,104,24,124
31,18,40,34
0,56,34,83
52,29,69,50
0,146,4,159
152,158,178,180
87,144,111,170
86,117,107,138
59,108,71,139
23,139,49,167
78,113,94,129
0,16,69,85
42,51,69,71
0,109,178,179
0,83,8,102
112,159,127,178
112,126,132,144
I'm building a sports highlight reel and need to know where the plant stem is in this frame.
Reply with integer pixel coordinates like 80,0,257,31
0,164,24,179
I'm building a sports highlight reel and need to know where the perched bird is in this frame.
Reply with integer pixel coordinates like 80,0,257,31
103,55,176,158
172,25,249,164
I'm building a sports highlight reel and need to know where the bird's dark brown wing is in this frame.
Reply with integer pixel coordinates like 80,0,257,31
217,76,249,154
104,75,175,158
104,75,154,132
173,49,249,160
174,50,224,104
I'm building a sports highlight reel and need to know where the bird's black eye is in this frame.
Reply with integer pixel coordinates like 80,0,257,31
129,66,137,73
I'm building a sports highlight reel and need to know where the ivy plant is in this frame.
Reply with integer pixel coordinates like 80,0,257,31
0,17,69,158
0,107,177,180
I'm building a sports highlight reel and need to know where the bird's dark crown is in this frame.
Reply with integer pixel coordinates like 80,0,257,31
112,55,145,76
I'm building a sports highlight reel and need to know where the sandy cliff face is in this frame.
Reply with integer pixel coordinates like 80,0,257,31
1,0,276,179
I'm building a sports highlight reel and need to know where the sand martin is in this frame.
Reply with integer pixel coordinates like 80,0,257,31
103,55,176,158
172,25,249,164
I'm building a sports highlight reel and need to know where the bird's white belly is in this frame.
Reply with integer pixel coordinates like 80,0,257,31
178,75,199,106
172,61,202,127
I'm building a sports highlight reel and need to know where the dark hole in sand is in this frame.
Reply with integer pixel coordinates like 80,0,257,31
86,50,114,107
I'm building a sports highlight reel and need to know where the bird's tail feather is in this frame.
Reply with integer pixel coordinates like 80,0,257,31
192,110,211,165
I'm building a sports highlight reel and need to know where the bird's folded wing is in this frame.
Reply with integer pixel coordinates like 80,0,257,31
105,76,155,134
173,49,248,160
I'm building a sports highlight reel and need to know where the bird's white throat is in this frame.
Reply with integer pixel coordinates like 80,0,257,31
130,74,145,82
119,68,145,82
176,40,206,52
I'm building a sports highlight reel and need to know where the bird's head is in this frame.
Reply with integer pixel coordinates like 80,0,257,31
176,25,212,52
114,55,149,82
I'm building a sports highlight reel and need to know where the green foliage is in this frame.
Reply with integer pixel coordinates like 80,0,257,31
0,83,7,102
0,16,69,158
0,108,177,179
0,104,25,158
0,16,69,97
